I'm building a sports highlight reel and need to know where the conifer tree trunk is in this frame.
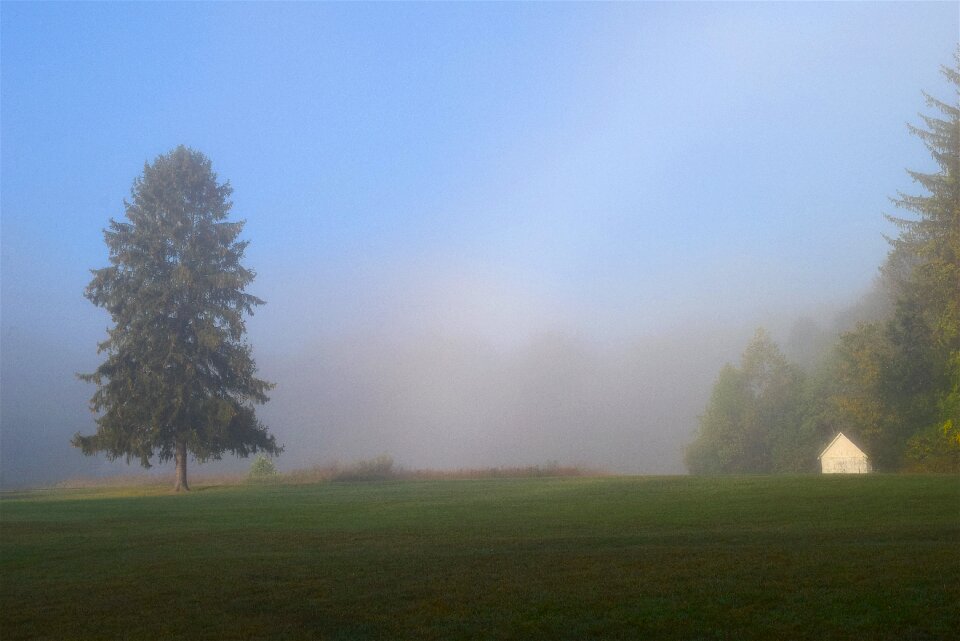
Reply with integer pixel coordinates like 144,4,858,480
174,441,189,492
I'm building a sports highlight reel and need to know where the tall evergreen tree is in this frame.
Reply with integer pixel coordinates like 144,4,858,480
73,146,280,490
884,51,960,470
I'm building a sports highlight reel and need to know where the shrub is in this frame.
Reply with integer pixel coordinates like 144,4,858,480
905,424,960,473
248,454,278,481
332,455,396,482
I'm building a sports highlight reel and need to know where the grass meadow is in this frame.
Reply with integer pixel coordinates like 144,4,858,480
1,475,957,640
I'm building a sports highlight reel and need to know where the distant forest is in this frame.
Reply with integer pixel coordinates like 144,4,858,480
686,53,959,473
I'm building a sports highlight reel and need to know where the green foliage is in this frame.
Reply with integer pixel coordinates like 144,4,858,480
248,454,278,481
73,147,280,479
685,364,750,474
881,52,960,470
813,322,905,470
2,477,957,640
686,329,807,473
904,423,960,472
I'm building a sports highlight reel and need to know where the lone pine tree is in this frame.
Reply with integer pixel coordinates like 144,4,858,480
73,146,280,490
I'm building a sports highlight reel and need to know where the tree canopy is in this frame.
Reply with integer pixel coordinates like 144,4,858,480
73,146,280,490
685,329,807,474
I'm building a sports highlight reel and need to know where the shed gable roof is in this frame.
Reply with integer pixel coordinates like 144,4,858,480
818,432,869,460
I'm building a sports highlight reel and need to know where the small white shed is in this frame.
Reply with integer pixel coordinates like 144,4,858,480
818,432,871,474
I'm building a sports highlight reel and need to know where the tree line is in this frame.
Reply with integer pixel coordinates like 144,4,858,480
686,54,959,474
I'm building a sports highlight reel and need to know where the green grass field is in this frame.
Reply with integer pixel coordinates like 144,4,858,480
2,475,957,640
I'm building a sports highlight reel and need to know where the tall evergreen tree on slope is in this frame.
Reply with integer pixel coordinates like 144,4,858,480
884,52,960,470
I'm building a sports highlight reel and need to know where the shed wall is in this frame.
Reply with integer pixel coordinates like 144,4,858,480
821,455,871,474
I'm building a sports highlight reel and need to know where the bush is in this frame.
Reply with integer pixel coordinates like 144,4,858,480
332,455,396,482
905,423,960,473
248,454,278,481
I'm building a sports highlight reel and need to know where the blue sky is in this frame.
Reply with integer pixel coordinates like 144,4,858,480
1,2,957,484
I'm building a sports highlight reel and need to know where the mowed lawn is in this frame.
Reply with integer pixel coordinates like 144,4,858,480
1,475,957,640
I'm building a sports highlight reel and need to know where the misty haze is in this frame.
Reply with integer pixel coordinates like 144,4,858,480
1,4,956,486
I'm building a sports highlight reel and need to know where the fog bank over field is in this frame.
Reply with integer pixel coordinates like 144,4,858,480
259,328,741,475
0,316,757,486
0,227,892,488
0,278,895,488
252,284,886,476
